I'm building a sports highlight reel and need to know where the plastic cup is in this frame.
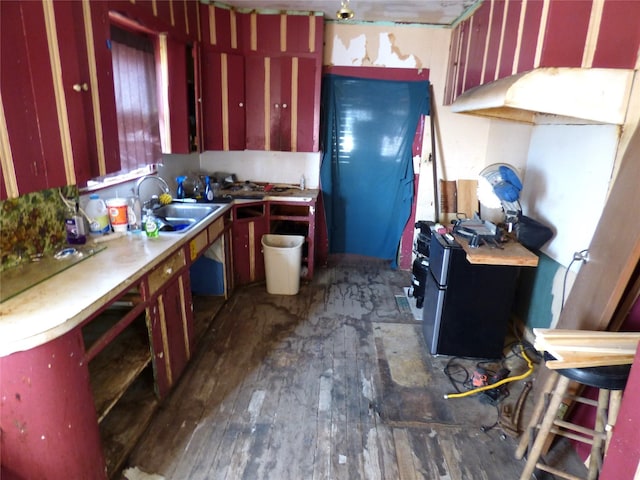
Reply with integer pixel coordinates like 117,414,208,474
106,198,129,232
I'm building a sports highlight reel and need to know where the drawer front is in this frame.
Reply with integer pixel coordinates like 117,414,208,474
207,216,224,242
148,248,186,296
189,230,208,261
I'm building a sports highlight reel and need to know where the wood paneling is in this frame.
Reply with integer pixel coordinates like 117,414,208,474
516,0,544,73
593,0,640,68
464,3,491,90
498,0,522,78
539,0,592,67
483,0,504,83
445,0,640,104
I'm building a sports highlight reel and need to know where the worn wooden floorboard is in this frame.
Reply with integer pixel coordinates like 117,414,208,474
122,255,587,480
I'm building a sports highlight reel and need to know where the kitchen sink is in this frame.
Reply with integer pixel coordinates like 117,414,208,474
152,203,223,234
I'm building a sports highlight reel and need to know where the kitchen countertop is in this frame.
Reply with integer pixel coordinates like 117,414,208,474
0,189,322,357
0,203,233,357
217,187,320,203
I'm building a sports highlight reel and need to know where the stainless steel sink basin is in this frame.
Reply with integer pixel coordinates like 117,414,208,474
152,203,223,234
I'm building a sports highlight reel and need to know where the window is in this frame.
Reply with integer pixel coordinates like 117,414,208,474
110,25,162,172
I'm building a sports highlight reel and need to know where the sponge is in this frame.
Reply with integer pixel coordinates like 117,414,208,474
159,193,172,205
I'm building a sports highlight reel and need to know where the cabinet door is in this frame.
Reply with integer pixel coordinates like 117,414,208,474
202,49,245,150
245,55,317,152
157,271,193,389
147,250,194,398
0,1,108,198
1,1,68,197
232,202,268,285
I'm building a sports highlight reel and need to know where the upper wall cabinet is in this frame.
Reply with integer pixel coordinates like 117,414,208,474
200,5,323,152
1,0,201,200
444,0,640,104
245,55,318,152
202,51,246,151
1,1,103,199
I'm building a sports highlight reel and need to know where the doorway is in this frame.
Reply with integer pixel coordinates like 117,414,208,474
320,73,429,267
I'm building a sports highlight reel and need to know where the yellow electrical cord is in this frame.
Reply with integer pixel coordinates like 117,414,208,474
444,344,535,400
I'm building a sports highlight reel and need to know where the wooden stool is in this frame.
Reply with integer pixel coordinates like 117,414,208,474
516,361,630,480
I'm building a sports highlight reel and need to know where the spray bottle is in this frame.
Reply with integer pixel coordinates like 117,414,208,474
204,176,214,202
176,176,187,199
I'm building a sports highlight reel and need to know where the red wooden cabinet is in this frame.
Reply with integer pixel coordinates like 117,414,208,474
202,49,246,151
0,329,107,480
0,1,98,198
232,201,268,285
146,248,194,398
245,55,317,152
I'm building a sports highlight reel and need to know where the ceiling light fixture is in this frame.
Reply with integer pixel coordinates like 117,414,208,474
336,0,355,20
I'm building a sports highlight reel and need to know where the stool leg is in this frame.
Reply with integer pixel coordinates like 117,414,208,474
586,388,609,480
516,372,559,460
520,375,572,480
604,390,622,454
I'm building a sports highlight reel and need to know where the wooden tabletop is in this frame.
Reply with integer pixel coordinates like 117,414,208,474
454,234,539,267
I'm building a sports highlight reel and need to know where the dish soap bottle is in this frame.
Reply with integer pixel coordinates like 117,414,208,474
65,200,87,244
144,209,159,238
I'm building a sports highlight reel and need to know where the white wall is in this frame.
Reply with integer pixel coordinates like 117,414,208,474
520,123,619,268
198,150,321,188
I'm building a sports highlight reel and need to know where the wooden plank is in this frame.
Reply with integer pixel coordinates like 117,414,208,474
87,314,152,422
456,179,478,219
456,234,539,267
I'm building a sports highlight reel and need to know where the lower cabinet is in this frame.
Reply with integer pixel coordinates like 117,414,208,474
232,201,268,286
87,247,194,477
147,268,194,398
0,220,228,479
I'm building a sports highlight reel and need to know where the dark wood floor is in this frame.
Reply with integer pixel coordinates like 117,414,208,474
120,255,586,480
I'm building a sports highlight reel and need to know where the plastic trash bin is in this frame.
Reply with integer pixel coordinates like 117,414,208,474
261,234,305,295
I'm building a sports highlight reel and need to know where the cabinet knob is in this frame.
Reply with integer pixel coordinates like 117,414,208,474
239,102,244,107
274,103,280,109
72,83,88,92
282,103,288,109
165,266,173,276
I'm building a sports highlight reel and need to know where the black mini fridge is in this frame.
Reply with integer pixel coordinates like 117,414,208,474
422,233,518,359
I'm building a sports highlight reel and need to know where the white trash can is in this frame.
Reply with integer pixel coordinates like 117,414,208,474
261,234,305,295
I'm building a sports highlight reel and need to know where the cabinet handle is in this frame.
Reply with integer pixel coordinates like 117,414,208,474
282,103,288,109
72,83,88,92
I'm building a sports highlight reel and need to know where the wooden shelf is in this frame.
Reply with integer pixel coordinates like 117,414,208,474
86,313,152,422
192,295,226,343
99,366,159,478
454,234,539,267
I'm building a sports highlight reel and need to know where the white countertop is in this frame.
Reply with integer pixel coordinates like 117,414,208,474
0,203,232,357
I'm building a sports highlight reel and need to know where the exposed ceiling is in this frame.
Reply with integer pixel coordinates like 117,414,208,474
217,0,481,27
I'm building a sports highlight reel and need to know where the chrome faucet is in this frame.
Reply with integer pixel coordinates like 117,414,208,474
135,175,170,210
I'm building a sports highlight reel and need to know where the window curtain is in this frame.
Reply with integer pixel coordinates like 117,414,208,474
320,75,430,267
110,27,161,171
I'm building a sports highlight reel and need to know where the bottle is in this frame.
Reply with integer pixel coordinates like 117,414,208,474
204,176,214,202
65,201,87,244
176,176,187,199
300,174,306,190
85,194,110,234
128,195,142,232
144,209,159,238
